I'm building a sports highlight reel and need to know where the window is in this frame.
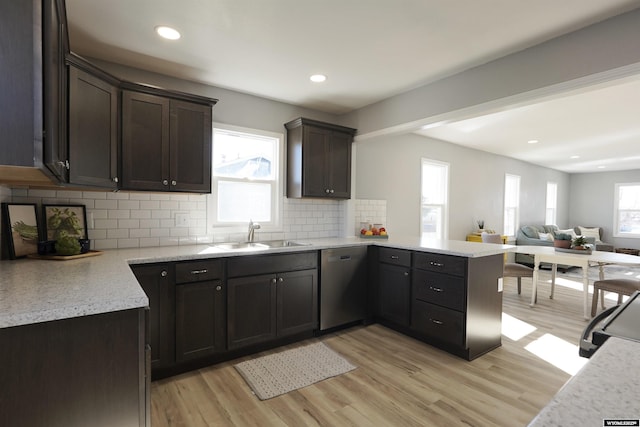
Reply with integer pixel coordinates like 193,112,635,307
421,159,449,239
614,183,640,238
504,174,520,237
208,125,283,230
545,182,557,225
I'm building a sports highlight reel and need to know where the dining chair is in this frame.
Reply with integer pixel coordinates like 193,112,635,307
481,232,533,294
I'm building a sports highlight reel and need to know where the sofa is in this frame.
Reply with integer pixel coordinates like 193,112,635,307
515,224,614,268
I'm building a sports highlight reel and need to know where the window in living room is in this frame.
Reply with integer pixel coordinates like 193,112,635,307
614,183,640,238
421,159,449,239
504,174,520,237
208,125,283,230
546,182,557,225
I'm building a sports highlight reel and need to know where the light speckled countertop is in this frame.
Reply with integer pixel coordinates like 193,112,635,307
0,236,511,329
529,337,640,426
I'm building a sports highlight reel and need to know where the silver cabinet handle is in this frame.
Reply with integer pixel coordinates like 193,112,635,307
112,177,119,183
162,179,169,186
278,277,284,282
325,189,330,193
430,261,444,267
429,286,443,292
431,319,444,325
271,278,277,284
215,285,222,291
403,271,409,276
171,180,177,186
390,255,399,260
190,269,208,275
330,189,334,193
161,270,168,277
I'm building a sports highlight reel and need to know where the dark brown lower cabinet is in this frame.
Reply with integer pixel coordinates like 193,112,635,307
227,269,317,350
130,263,174,370
0,309,148,427
176,279,226,361
377,262,412,327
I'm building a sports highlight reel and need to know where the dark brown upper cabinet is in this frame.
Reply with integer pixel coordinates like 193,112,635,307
67,54,119,189
285,118,356,199
121,86,216,193
0,0,66,183
42,0,70,181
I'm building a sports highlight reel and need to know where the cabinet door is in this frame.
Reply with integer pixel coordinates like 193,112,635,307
176,280,225,361
131,264,174,369
378,263,411,327
169,100,212,193
301,126,329,197
0,0,38,166
121,90,170,191
0,309,145,427
227,274,277,350
68,65,118,188
326,131,352,198
277,269,318,336
42,0,68,180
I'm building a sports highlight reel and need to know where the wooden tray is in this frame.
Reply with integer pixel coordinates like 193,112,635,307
554,247,592,255
27,250,103,261
359,234,389,239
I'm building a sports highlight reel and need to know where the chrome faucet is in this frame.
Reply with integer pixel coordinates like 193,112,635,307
247,219,261,242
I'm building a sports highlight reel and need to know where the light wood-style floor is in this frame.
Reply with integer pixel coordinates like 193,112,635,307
151,272,595,427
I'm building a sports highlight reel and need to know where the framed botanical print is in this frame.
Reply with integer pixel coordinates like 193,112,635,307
1,203,40,259
43,204,88,240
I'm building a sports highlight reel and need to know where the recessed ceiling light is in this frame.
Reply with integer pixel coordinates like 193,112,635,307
570,155,580,159
155,26,181,40
527,139,539,144
310,74,327,83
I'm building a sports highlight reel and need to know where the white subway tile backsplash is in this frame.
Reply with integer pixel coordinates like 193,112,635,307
82,191,107,199
108,229,129,239
140,219,160,229
130,228,150,238
140,200,160,210
107,192,130,200
6,188,382,251
140,237,160,247
95,199,118,210
118,200,140,210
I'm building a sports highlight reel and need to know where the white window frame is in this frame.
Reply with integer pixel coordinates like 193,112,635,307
504,174,520,237
207,123,284,233
613,182,640,238
545,182,558,225
420,158,449,240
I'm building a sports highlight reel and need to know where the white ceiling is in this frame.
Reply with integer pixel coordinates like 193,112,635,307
65,0,640,174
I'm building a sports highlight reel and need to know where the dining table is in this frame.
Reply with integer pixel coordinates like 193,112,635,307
513,245,640,319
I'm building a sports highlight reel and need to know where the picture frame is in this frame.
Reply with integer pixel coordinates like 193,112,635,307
43,204,88,240
1,203,40,259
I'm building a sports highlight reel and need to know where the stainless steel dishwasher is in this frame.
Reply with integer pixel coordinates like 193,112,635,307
320,246,367,330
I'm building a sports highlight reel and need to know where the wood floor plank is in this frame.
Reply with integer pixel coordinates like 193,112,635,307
151,269,603,427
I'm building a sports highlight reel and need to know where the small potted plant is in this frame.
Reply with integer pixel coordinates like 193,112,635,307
572,235,588,250
553,233,572,249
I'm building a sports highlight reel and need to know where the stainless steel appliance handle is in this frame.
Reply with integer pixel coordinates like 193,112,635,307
579,305,618,358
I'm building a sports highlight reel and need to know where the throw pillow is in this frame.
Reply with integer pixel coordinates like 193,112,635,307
539,232,554,241
521,225,540,239
557,228,577,239
579,226,602,243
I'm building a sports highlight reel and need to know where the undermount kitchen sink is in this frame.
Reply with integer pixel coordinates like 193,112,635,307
213,240,309,251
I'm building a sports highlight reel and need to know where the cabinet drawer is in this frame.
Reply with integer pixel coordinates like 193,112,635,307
378,247,411,267
175,259,223,284
412,269,465,311
227,252,317,277
413,252,466,276
412,300,464,347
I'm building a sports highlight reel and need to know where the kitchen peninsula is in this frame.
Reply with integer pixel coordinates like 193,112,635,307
0,237,508,427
